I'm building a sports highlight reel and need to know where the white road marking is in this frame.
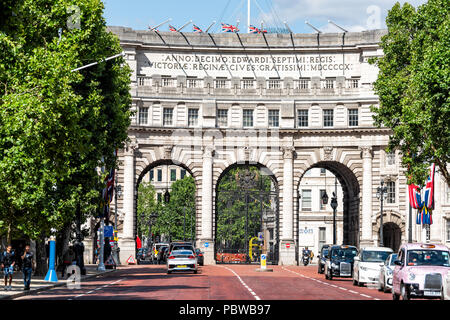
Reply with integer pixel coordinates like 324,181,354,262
282,266,378,300
221,266,261,300
68,278,125,300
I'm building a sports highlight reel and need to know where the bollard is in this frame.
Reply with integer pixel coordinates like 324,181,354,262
44,237,58,282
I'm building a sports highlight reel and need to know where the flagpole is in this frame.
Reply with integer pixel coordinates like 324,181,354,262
205,21,216,33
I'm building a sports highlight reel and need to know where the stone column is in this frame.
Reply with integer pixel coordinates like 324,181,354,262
359,146,374,246
200,145,215,264
119,141,137,263
280,146,296,265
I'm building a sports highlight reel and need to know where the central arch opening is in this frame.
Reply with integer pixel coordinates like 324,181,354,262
215,163,279,265
297,161,360,258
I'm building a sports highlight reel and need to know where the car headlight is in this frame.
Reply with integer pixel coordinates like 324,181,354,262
386,269,393,276
408,272,416,281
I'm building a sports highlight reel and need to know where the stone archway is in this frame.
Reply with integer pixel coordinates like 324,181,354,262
373,211,404,252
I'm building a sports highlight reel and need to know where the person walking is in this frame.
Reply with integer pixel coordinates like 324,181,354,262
2,245,15,291
21,245,35,291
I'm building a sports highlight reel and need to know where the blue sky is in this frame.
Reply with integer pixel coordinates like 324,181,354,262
103,0,427,33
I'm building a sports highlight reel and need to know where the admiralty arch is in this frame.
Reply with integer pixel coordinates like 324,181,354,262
85,26,450,265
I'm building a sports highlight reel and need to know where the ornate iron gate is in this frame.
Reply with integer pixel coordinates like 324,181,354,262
215,166,279,264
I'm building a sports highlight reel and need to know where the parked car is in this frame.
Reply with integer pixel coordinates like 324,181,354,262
317,244,331,274
167,249,198,274
136,248,149,264
324,245,358,280
353,246,393,287
378,253,398,293
195,248,204,266
151,243,169,262
157,245,169,264
392,243,450,300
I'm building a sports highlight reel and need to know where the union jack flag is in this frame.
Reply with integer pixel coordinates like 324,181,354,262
193,24,203,33
221,23,239,33
249,25,260,34
423,163,435,210
168,24,177,32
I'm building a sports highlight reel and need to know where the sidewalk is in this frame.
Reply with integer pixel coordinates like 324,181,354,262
0,264,119,300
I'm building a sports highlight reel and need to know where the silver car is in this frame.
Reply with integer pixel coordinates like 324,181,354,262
378,253,397,293
167,249,198,274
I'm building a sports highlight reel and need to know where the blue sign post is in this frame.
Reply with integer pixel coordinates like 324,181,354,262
44,238,58,282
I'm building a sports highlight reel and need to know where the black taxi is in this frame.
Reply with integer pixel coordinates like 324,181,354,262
324,245,358,280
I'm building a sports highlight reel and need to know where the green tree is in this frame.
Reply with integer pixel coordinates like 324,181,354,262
136,182,158,239
152,175,196,242
370,0,449,186
0,0,131,272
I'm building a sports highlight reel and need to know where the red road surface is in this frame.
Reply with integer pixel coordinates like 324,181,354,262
15,264,391,300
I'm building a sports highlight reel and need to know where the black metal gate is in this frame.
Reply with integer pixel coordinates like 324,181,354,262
215,166,279,264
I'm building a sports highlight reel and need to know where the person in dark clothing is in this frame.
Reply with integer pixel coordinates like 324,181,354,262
2,245,15,291
21,245,35,291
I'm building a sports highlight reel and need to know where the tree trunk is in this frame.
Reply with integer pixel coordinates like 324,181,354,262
34,237,48,276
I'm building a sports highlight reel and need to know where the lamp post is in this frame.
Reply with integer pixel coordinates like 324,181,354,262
113,183,122,265
330,192,338,245
376,180,388,247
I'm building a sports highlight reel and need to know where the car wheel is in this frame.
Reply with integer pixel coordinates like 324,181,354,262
194,270,198,274
167,270,171,274
400,284,410,300
328,269,333,280
383,280,390,293
377,281,383,291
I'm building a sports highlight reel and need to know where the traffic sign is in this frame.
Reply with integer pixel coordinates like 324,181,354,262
104,226,114,237
258,232,263,241
204,242,209,248
260,254,267,269
126,255,136,265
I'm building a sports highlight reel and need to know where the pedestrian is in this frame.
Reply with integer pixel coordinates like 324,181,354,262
21,244,35,291
61,246,75,278
2,245,15,291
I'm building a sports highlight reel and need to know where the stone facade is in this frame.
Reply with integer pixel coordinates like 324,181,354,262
101,26,450,265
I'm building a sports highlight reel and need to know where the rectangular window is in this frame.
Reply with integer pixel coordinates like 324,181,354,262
188,108,199,127
149,170,154,182
180,169,186,179
319,227,326,250
347,78,359,88
348,109,359,127
323,78,334,89
161,76,175,87
157,169,162,182
297,110,309,127
268,78,281,90
387,181,396,204
187,77,200,88
446,220,450,242
268,110,279,127
320,190,326,210
297,78,310,90
386,152,396,166
242,78,255,89
163,108,173,126
170,169,177,181
217,109,228,127
302,189,312,211
215,77,228,89
323,109,334,127
243,109,254,127
320,168,326,176
139,107,149,125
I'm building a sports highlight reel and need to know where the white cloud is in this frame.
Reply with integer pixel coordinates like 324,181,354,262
266,0,427,31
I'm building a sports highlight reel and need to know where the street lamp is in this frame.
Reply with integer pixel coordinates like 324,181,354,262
113,183,122,265
376,180,388,247
330,192,338,245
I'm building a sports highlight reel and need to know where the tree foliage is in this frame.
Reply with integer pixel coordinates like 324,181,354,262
0,0,131,242
370,0,450,186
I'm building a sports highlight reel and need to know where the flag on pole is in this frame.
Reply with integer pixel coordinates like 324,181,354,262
193,24,203,33
423,163,435,210
221,23,239,33
169,24,177,32
408,183,421,209
249,25,260,33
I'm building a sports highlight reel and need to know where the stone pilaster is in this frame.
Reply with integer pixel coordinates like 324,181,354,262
200,145,215,264
119,140,138,263
359,146,374,246
280,146,296,265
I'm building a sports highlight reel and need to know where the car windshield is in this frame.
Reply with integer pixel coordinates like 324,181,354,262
388,254,398,266
173,250,193,256
173,245,194,251
407,250,450,267
322,249,329,257
361,250,392,262
332,248,357,259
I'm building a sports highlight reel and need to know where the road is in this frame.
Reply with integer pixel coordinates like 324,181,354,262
15,264,390,301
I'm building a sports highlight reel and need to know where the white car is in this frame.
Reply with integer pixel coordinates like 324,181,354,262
378,253,398,293
167,249,198,274
353,246,393,287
